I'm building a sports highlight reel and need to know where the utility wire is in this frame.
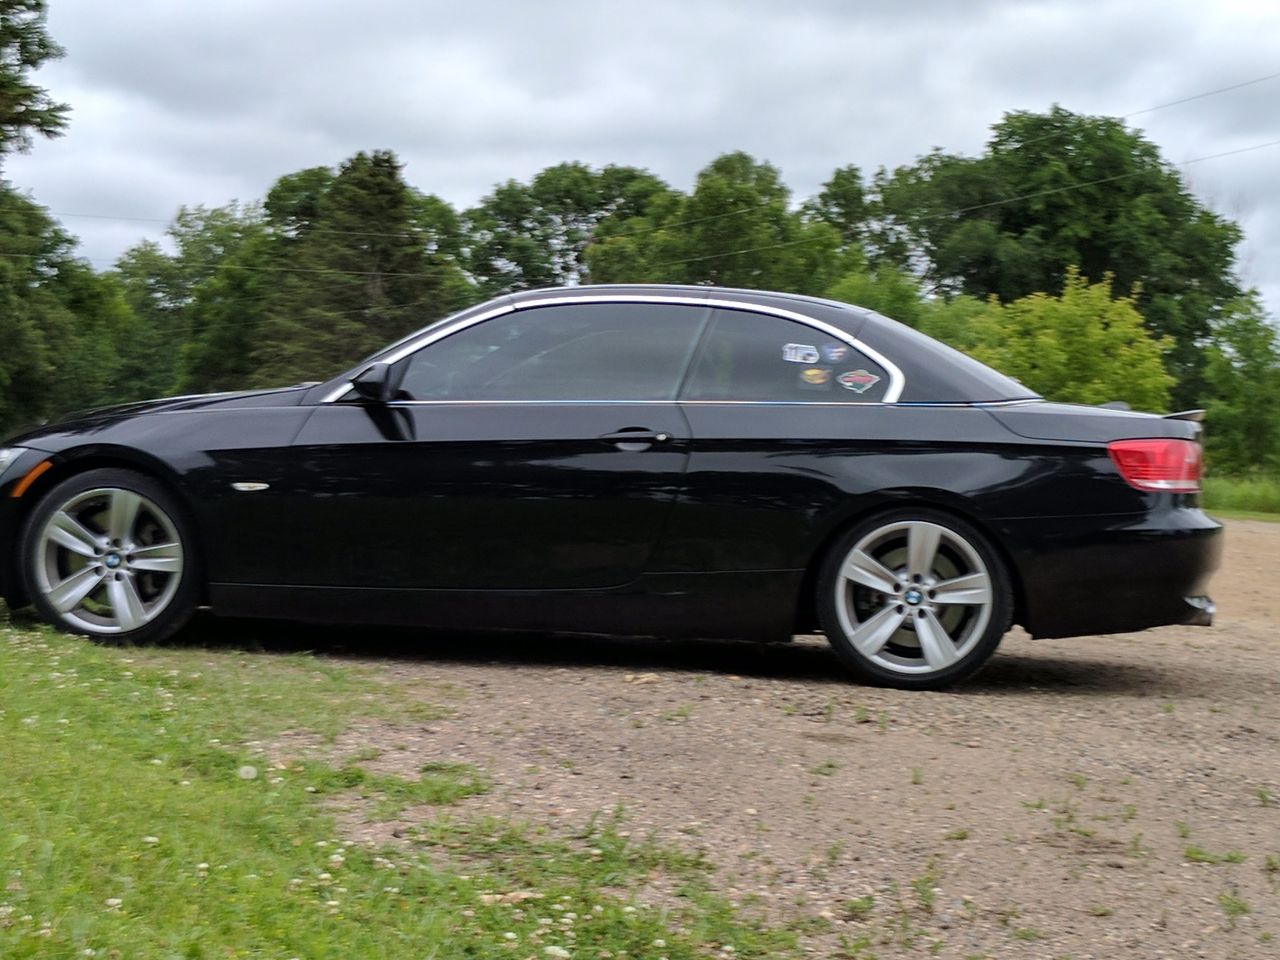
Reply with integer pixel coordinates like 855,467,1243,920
47,65,1280,248
643,138,1280,271
6,134,1277,283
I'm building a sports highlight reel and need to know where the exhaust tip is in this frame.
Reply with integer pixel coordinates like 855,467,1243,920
1184,595,1215,627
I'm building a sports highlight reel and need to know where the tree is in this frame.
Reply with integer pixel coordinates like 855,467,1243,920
251,150,474,386
1200,294,1280,474
0,185,138,435
962,267,1172,411
0,0,67,161
464,162,670,295
826,263,927,329
587,152,841,295
872,107,1242,405
114,203,268,397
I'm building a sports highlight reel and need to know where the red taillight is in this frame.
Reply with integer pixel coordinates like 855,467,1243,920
1107,439,1202,493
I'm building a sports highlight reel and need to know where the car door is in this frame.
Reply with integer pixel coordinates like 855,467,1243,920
274,301,711,590
653,306,894,573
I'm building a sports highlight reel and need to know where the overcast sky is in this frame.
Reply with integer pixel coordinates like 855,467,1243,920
12,0,1280,316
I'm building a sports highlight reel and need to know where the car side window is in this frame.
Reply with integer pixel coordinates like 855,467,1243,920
397,303,709,402
681,309,889,402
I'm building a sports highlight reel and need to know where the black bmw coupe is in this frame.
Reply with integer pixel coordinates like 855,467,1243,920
0,285,1221,689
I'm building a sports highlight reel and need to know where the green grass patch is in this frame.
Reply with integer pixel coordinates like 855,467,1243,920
0,623,797,959
1203,475,1280,517
1184,845,1246,865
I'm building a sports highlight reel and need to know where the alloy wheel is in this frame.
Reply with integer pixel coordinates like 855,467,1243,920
33,487,185,636
833,520,993,676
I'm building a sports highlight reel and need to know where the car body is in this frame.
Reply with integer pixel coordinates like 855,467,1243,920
0,284,1222,688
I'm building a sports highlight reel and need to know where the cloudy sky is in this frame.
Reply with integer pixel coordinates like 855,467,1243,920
12,0,1280,315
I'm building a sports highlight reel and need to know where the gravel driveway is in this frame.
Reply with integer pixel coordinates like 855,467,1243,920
262,519,1279,958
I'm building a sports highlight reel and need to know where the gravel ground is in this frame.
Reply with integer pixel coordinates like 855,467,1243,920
260,519,1279,958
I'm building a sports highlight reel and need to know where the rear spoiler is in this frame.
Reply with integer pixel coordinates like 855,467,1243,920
1163,409,1205,423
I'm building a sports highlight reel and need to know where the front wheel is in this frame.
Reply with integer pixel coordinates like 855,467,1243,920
817,509,1013,690
20,468,200,645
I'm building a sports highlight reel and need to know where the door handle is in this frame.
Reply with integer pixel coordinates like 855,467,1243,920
598,427,673,449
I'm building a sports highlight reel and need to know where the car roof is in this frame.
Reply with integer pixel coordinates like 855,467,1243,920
511,283,875,320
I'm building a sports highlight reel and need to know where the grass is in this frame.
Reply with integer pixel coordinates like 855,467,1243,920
0,620,797,959
1203,474,1280,517
1184,845,1246,865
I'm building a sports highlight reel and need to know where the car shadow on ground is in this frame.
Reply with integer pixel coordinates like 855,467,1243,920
165,613,1181,698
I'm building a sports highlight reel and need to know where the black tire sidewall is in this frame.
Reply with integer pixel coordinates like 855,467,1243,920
20,467,200,645
817,508,1013,690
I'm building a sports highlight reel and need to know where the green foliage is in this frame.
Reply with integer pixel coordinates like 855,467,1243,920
1202,476,1280,516
1200,294,1280,474
0,185,140,432
466,162,669,294
0,1,68,159
964,267,1172,410
251,150,475,386
826,263,928,329
871,106,1243,406
587,151,842,295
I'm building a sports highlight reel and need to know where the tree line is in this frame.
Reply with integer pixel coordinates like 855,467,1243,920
1,1,1277,475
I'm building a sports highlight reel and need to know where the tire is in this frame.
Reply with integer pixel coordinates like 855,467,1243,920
817,508,1013,690
20,468,200,645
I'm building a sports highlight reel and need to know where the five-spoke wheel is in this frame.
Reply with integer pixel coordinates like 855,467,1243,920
818,509,1012,689
21,468,199,643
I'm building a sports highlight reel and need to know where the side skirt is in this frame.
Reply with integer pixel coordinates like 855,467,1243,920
208,570,805,643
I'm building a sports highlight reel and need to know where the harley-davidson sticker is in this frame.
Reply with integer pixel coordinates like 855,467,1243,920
837,369,881,393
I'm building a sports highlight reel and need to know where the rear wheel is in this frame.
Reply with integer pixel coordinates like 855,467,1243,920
20,468,199,644
817,509,1012,689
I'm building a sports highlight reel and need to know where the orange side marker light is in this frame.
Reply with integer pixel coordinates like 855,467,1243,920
9,459,52,498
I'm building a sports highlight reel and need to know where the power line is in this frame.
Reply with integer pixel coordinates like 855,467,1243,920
47,65,1280,251
1124,69,1280,119
6,134,1276,286
644,137,1280,271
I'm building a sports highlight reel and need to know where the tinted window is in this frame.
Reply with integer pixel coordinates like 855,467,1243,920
398,303,709,401
681,309,889,402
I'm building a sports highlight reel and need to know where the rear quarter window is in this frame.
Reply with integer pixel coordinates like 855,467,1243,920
682,309,889,403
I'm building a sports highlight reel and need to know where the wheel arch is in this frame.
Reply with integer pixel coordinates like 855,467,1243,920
793,491,1027,636
6,446,209,608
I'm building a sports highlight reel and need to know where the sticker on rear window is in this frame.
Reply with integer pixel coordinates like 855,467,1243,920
837,369,880,393
783,343,820,363
799,367,832,387
821,344,850,362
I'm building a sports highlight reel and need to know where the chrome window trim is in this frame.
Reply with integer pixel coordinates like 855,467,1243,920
321,294,906,404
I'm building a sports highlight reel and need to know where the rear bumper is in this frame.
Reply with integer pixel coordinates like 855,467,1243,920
1001,507,1223,639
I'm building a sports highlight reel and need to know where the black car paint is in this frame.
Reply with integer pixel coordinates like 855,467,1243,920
0,285,1220,644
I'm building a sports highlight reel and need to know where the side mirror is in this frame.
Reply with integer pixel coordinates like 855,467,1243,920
350,362,396,403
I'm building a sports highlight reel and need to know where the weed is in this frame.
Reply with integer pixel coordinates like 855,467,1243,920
944,828,971,841
1218,890,1250,925
1185,845,1246,865
809,759,840,777
843,895,875,920
911,860,941,914
911,766,924,785
1175,821,1191,839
